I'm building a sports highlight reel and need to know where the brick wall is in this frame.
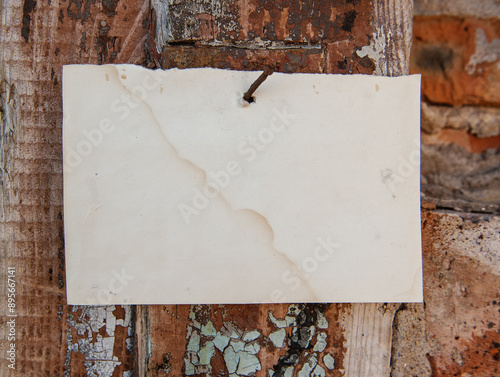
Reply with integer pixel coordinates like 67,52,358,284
412,0,500,213
390,1,500,376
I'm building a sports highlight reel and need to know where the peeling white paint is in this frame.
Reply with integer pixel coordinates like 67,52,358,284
312,364,326,377
66,305,133,377
185,361,195,375
268,305,336,376
316,311,329,329
231,339,246,353
184,307,266,376
151,0,172,52
357,25,389,76
285,315,297,327
284,365,295,377
198,341,215,365
465,28,500,74
244,341,261,355
268,311,287,328
182,305,335,376
186,330,200,352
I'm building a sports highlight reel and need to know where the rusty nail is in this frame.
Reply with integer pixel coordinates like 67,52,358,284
243,66,274,103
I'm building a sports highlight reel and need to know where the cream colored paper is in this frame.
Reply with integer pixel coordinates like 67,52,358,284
63,64,422,305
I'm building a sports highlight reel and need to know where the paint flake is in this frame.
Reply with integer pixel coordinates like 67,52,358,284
66,306,132,377
201,321,217,336
313,332,327,352
269,312,287,328
186,331,201,352
214,331,231,351
230,339,246,353
465,28,500,74
312,365,326,377
316,311,328,329
298,354,318,377
243,330,261,341
323,353,335,370
237,352,262,376
269,329,287,348
223,346,240,374
244,341,261,355
198,341,215,365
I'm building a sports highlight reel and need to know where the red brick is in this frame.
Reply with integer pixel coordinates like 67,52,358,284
411,16,500,106
422,212,500,376
422,129,500,153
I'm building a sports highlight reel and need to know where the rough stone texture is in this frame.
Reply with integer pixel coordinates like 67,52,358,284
421,211,500,377
414,0,500,19
421,143,500,213
390,303,432,377
413,14,500,214
422,129,500,154
421,102,500,138
392,211,500,377
411,16,500,106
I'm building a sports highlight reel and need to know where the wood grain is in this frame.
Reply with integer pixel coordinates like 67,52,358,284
0,0,149,375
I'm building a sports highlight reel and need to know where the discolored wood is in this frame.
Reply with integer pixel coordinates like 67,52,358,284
0,0,149,375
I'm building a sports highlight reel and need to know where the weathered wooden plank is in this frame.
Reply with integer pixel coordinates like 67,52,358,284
0,0,149,375
142,1,415,377
340,304,399,377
